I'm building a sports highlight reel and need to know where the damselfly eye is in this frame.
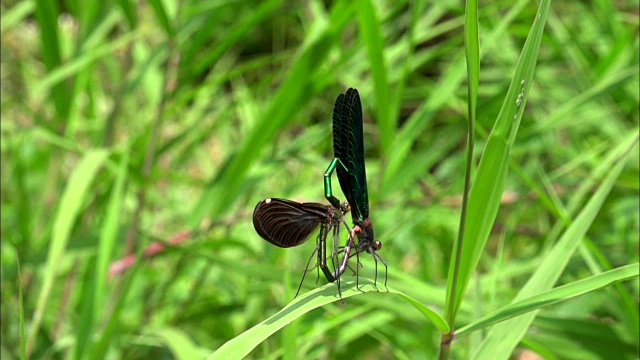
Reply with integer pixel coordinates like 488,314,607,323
340,202,350,214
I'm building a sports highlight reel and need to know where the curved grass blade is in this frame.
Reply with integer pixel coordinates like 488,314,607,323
472,133,637,359
457,264,639,338
208,278,448,360
145,327,203,360
27,149,109,355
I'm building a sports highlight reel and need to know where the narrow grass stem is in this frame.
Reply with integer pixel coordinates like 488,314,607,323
439,115,474,359
441,0,479,357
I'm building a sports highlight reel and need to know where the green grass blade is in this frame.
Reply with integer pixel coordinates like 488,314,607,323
1,1,34,33
26,149,109,355
115,0,137,29
464,0,479,115
208,278,448,360
381,0,530,192
6,0,635,358
147,0,175,37
472,135,637,359
17,251,26,360
357,0,392,154
513,130,640,343
446,0,479,327
146,327,204,360
535,66,638,132
387,1,422,161
94,149,128,314
34,0,70,122
457,264,639,337
188,0,284,82
89,260,139,360
190,1,353,224
448,0,551,321
71,259,98,360
33,30,141,96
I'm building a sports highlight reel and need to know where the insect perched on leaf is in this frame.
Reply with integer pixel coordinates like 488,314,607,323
324,88,387,290
252,88,386,296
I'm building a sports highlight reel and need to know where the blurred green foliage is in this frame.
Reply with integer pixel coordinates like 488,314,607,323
1,0,638,359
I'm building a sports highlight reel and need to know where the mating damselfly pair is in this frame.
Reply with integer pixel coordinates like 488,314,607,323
252,88,387,297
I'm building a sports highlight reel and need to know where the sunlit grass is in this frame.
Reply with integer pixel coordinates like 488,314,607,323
1,0,638,359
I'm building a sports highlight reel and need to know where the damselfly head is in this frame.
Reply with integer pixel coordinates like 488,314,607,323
340,201,351,215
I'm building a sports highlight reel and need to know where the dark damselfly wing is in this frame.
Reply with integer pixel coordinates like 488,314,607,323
332,93,355,213
252,198,330,248
331,88,387,289
333,88,369,222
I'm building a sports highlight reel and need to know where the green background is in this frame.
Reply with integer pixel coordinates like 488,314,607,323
2,0,638,359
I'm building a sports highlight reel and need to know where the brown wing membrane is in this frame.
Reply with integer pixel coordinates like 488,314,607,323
252,198,330,248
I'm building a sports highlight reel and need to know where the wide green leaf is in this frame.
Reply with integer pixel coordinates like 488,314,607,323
209,278,448,360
